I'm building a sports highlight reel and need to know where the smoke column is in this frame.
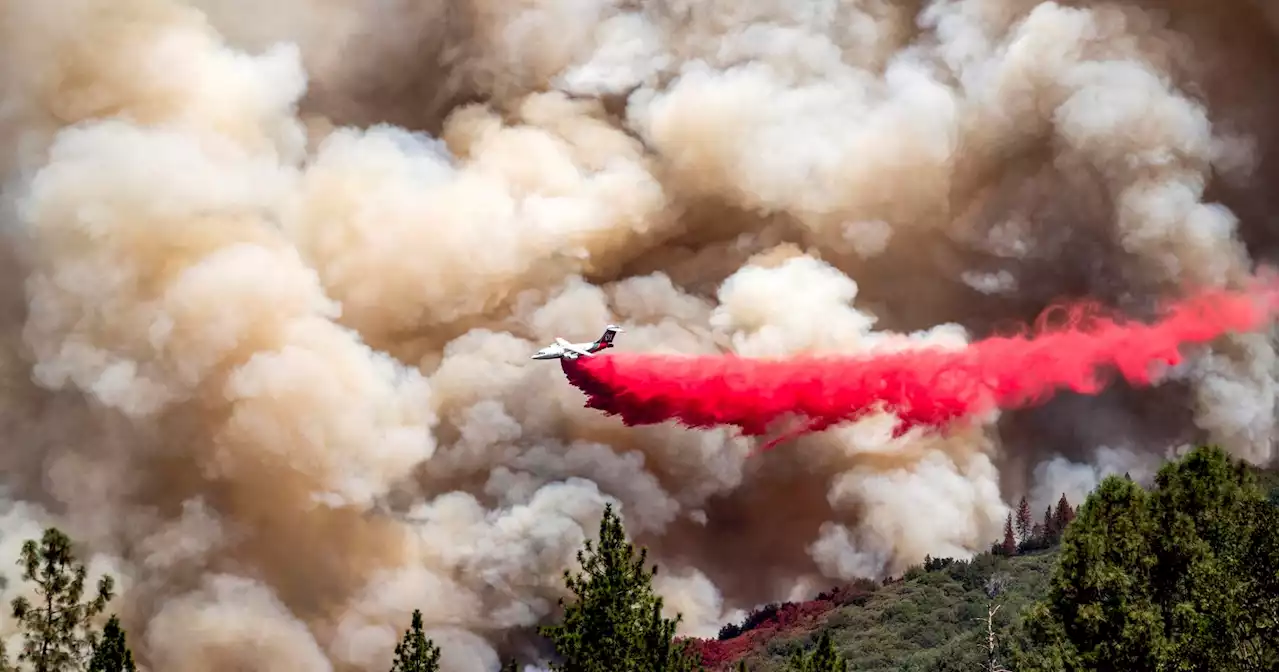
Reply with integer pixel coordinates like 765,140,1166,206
563,278,1279,450
0,0,1273,670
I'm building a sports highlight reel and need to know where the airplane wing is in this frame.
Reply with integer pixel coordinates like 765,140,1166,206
552,337,594,358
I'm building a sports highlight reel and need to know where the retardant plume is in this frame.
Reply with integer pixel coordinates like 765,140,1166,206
0,0,1273,670
562,277,1279,450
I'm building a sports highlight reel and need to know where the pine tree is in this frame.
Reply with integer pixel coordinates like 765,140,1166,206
786,632,845,671
3,527,115,672
1000,513,1016,556
1015,497,1032,542
1052,493,1075,534
389,609,441,672
88,615,136,672
539,503,700,672
1041,505,1055,540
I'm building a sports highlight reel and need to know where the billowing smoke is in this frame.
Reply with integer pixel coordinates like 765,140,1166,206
0,0,1273,670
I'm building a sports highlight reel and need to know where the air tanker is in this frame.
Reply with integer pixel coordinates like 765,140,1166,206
530,325,624,360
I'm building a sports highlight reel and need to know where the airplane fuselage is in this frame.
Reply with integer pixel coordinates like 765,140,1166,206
531,325,623,360
531,340,608,360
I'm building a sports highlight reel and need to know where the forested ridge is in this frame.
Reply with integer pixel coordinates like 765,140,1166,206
2,445,1274,671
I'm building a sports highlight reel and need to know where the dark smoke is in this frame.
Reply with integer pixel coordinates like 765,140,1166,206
0,0,1272,670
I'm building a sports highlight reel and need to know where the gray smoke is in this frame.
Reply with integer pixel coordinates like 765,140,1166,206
0,0,1274,669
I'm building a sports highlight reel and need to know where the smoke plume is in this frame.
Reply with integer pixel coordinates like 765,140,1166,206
0,0,1273,670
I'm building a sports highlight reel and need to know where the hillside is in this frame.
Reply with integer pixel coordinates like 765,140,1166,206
688,461,1279,671
691,549,1059,671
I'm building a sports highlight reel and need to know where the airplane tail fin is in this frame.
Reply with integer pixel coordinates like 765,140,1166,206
596,324,623,348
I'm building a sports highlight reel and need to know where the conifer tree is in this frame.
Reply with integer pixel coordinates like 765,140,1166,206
786,632,846,671
539,503,700,672
87,615,137,672
1052,494,1075,534
1000,513,1016,556
1014,497,1032,542
1041,506,1055,540
1,527,115,672
389,609,441,672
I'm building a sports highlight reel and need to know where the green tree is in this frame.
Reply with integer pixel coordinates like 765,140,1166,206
1,527,116,672
1018,445,1278,672
87,616,136,672
1019,476,1165,671
1244,494,1280,665
1145,445,1277,671
539,503,700,672
389,609,441,672
786,632,846,671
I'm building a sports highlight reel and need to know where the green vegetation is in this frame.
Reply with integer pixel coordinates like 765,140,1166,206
784,632,846,671
85,616,135,670
721,549,1057,671
86,617,136,672
0,445,1271,671
0,527,133,672
389,609,442,672
1017,445,1278,672
538,503,702,672
698,446,1275,672
1253,462,1279,505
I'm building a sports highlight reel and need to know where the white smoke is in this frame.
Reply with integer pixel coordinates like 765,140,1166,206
0,0,1273,670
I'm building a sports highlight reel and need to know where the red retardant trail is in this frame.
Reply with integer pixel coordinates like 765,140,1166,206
561,276,1278,451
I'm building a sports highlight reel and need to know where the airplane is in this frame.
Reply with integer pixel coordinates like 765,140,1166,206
530,325,624,360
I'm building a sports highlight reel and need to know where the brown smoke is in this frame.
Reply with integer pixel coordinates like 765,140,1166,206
0,0,1274,669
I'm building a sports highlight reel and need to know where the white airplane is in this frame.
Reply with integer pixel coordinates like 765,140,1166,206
531,325,624,360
